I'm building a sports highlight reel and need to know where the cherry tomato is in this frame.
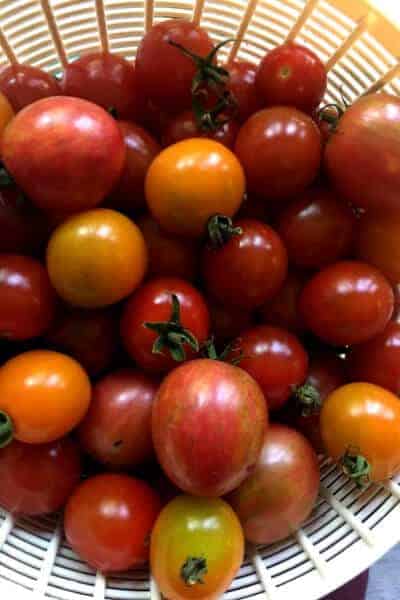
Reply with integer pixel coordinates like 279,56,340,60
121,278,210,374
0,254,56,341
208,301,254,345
0,437,81,515
0,64,60,112
2,97,125,214
232,325,308,411
321,383,400,482
260,270,306,334
300,261,394,346
151,495,244,600
0,350,91,445
228,425,319,544
136,95,171,140
256,43,327,114
137,214,199,281
227,60,263,123
234,107,321,202
277,187,355,269
202,218,288,309
78,369,157,468
152,358,267,496
0,91,14,137
146,138,245,237
47,209,147,308
65,474,161,571
162,110,239,149
355,212,400,285
0,187,49,254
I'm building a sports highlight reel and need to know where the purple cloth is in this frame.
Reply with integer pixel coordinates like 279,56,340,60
324,571,369,600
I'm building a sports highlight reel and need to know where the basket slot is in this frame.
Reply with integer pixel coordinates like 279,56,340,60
325,16,366,70
228,0,258,61
34,522,62,597
286,0,319,42
193,0,206,24
0,26,17,62
94,0,109,52
0,515,14,552
295,529,328,578
94,571,105,600
40,0,67,65
250,547,277,600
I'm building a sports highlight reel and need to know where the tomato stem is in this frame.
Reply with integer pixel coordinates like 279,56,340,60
181,556,208,586
341,447,371,487
293,383,321,417
0,411,14,448
316,103,344,133
0,162,14,189
202,337,244,365
207,215,242,248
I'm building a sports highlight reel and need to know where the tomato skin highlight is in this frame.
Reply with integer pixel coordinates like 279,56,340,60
151,495,244,600
0,64,60,112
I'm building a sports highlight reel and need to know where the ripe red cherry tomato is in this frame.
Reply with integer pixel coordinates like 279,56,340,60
260,270,306,334
256,43,327,114
202,218,288,309
277,187,355,269
208,301,254,344
136,19,213,113
162,110,239,148
227,60,263,122
0,438,81,516
78,369,157,468
152,358,268,496
355,212,400,285
0,64,60,112
65,474,161,572
121,278,210,374
232,325,308,411
300,261,394,346
0,254,56,341
235,107,321,202
228,425,319,544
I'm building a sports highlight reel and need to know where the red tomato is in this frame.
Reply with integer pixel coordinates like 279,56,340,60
260,270,306,334
162,110,239,148
232,325,308,411
234,107,321,202
0,187,49,254
121,278,210,373
228,425,319,544
136,95,171,140
208,301,254,344
277,187,355,269
0,438,81,515
2,97,125,214
136,19,213,113
202,218,288,309
0,64,60,112
227,60,263,122
355,212,400,285
0,254,56,341
256,43,327,114
152,358,268,496
78,369,157,468
65,474,161,571
300,261,394,346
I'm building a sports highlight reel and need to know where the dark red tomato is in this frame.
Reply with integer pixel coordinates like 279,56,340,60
137,215,199,281
162,110,239,148
260,270,306,334
108,121,160,212
236,194,271,221
325,93,400,213
0,254,56,341
209,301,254,344
202,218,288,309
64,474,161,572
0,437,81,516
232,325,308,411
0,64,60,112
79,369,157,469
121,277,210,374
277,187,355,269
235,107,322,202
300,261,394,346
227,60,263,123
228,425,319,544
152,358,268,496
135,95,171,140
0,187,49,254
61,52,138,119
136,19,213,113
256,43,327,114
2,97,125,214
45,308,118,376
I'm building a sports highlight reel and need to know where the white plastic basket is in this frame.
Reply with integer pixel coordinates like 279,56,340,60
0,1,400,599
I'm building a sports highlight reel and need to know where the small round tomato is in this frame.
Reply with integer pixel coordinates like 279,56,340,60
355,212,400,285
202,218,288,309
0,254,56,341
136,95,171,140
65,474,161,572
256,43,327,114
151,495,244,600
321,383,400,482
277,187,355,269
47,209,147,308
232,325,308,411
300,261,394,346
121,278,210,373
0,91,14,136
260,270,306,334
234,107,321,202
0,437,81,515
227,60,263,123
146,138,245,237
78,369,157,468
208,301,254,344
228,425,319,544
0,64,60,112
0,187,49,254
162,110,239,149
0,350,91,445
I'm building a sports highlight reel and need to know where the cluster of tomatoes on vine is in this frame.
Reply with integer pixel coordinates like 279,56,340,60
0,16,400,600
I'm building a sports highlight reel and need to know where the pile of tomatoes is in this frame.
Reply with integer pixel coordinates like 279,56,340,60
1,17,400,599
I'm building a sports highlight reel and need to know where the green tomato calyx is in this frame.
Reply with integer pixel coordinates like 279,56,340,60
0,411,14,449
181,556,208,586
341,447,371,487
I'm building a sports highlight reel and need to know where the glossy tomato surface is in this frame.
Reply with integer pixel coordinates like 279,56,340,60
260,270,306,334
0,91,14,136
227,60,263,123
162,110,239,148
0,64,60,112
355,212,400,285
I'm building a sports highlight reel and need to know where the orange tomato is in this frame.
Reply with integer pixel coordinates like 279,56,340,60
0,92,14,138
0,350,91,445
47,208,147,308
145,139,245,237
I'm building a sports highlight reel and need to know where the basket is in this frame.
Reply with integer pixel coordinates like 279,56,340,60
0,0,400,599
